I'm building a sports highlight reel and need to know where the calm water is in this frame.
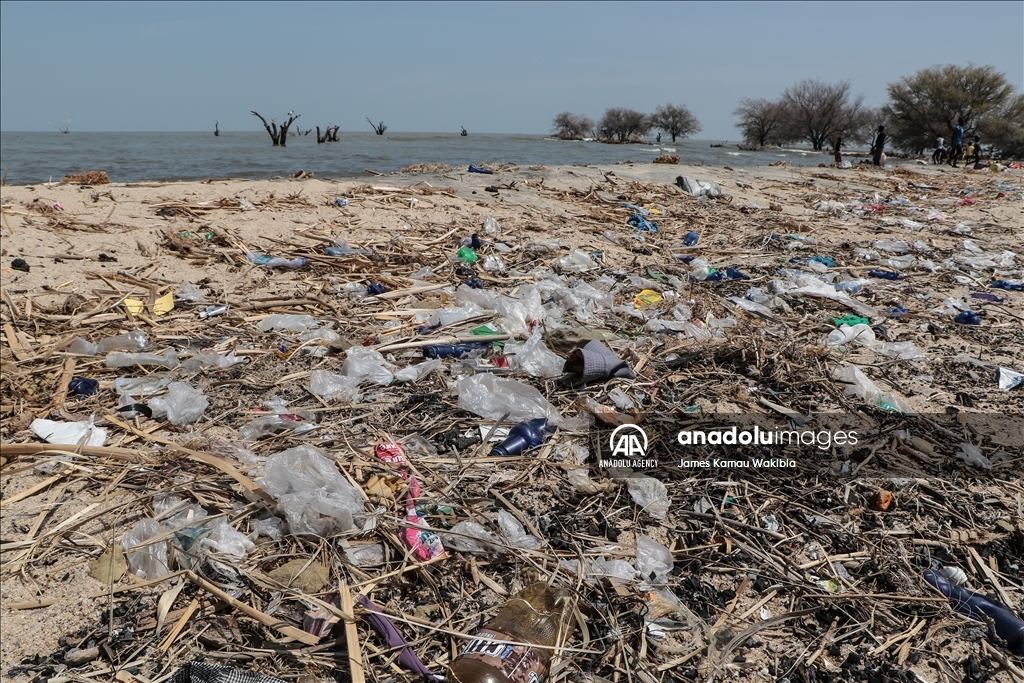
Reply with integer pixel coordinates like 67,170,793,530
0,131,840,185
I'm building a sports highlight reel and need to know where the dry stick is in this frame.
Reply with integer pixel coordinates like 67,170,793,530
339,581,366,683
183,570,319,646
159,597,200,653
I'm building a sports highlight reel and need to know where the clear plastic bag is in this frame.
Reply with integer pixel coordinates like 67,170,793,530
256,446,365,535
457,374,561,424
121,518,171,579
197,521,254,563
251,517,284,541
106,349,178,368
257,314,317,333
309,369,361,402
148,382,209,426
955,443,992,469
345,543,385,567
442,521,501,554
177,282,208,303
70,331,149,356
506,330,563,379
113,376,171,398
181,350,243,372
637,535,673,584
627,476,669,520
827,324,876,347
483,215,501,237
557,248,598,273
343,346,394,386
393,358,442,384
832,365,911,413
482,254,507,274
496,510,542,550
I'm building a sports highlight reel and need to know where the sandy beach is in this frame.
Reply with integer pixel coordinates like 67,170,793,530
2,160,1023,681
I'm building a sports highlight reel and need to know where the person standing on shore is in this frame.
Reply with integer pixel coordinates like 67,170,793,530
949,118,965,168
871,126,886,166
972,135,982,167
834,137,843,166
932,135,945,164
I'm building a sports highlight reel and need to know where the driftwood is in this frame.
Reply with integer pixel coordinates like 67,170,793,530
366,117,387,135
251,110,301,146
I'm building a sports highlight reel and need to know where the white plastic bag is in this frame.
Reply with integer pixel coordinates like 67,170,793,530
121,518,171,579
31,417,107,447
443,521,501,554
257,315,317,333
497,510,542,550
148,382,208,426
393,358,442,383
343,346,394,386
627,477,669,520
257,446,365,535
507,330,563,379
637,535,674,584
310,369,361,402
198,521,255,563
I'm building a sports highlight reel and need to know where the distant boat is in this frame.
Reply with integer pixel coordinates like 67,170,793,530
710,141,725,148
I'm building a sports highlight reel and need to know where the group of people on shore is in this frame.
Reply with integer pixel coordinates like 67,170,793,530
831,117,984,169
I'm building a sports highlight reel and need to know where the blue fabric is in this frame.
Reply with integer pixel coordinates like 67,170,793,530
626,213,658,232
952,125,964,145
468,165,493,174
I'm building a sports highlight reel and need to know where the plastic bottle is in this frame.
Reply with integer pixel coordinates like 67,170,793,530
683,231,699,246
457,247,479,263
246,252,308,269
868,269,901,280
447,582,572,683
924,570,1024,655
491,418,553,457
423,343,489,359
366,283,388,296
955,311,981,325
106,350,179,368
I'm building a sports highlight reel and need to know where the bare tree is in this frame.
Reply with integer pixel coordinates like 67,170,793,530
50,116,72,134
367,117,387,135
733,98,787,147
596,108,651,143
551,112,594,140
317,124,340,144
780,80,872,150
649,103,701,142
251,110,300,146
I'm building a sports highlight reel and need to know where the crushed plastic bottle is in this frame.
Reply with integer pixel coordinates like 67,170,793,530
69,331,148,356
491,418,553,457
246,252,308,269
447,582,573,683
257,314,317,333
106,349,178,369
456,247,478,263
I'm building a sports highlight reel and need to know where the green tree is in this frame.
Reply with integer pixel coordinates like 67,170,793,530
596,108,651,143
883,63,1024,157
649,103,701,142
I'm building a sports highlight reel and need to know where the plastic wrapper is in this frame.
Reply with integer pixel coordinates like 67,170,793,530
443,521,502,554
402,477,447,561
113,376,171,398
257,314,316,333
780,273,878,317
496,510,542,550
177,282,208,303
828,324,876,347
832,364,912,413
627,476,669,520
198,521,254,563
343,346,394,386
393,358,442,384
148,382,208,426
566,468,612,494
121,518,171,579
70,331,148,356
181,350,243,372
238,411,316,441
256,445,365,535
506,331,563,379
483,215,501,236
560,557,636,582
955,443,992,469
106,349,178,368
309,369,361,402
31,417,107,447
482,254,507,274
557,248,598,273
345,543,384,567
252,517,284,541
457,374,561,424
636,535,673,584
608,388,635,410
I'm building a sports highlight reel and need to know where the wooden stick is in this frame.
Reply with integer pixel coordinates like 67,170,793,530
184,570,319,645
0,443,145,463
339,581,366,683
159,597,199,653
0,474,63,508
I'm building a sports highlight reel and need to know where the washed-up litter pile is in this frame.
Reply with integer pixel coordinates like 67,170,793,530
1,164,1022,682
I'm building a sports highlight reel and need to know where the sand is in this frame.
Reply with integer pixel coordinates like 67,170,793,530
1,160,1022,681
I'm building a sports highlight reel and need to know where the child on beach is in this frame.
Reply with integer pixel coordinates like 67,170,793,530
932,136,945,164
949,118,964,168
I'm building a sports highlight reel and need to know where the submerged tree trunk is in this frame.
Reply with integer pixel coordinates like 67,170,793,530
252,111,300,146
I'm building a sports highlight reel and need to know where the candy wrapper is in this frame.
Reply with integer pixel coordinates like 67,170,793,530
375,441,409,470
402,476,447,562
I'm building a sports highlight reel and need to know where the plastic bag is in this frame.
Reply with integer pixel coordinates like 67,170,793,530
257,315,317,333
121,518,171,579
257,446,365,535
627,477,669,520
557,249,598,273
955,443,992,469
106,349,178,368
31,417,107,447
827,324,876,347
198,521,254,563
457,374,561,424
177,283,209,303
70,331,148,356
345,543,385,567
113,376,171,398
309,369,361,402
483,215,501,237
832,365,912,413
507,330,563,379
343,346,394,386
393,358,442,384
637,535,673,584
148,382,209,426
482,254,507,274
252,517,284,541
496,510,541,550
181,350,243,372
443,521,501,554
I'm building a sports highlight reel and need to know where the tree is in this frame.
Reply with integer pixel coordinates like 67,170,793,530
367,117,387,135
883,63,1024,157
551,112,594,140
251,111,300,146
596,108,651,143
50,116,72,134
649,103,701,142
733,98,787,147
780,80,873,150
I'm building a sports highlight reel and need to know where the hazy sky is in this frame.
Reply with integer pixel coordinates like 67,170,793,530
2,1,1021,139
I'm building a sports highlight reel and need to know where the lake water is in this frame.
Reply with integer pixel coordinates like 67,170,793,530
0,131,841,185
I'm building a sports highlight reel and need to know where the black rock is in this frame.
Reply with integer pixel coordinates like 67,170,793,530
11,258,29,272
